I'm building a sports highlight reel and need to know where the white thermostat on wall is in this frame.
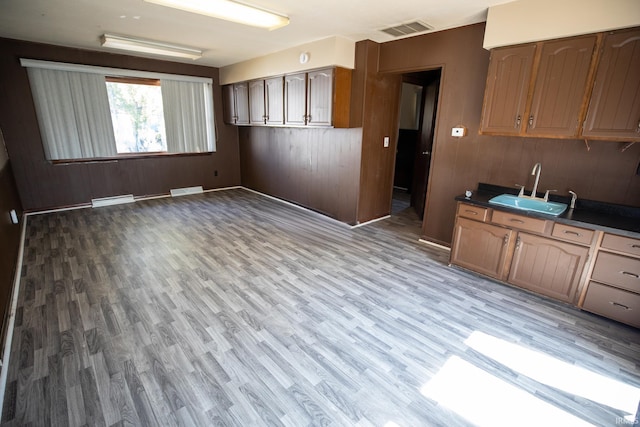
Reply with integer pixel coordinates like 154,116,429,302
299,52,310,64
451,126,466,137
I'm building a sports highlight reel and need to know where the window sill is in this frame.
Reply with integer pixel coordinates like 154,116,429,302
51,151,214,165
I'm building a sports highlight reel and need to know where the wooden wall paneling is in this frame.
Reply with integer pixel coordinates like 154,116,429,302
239,127,362,223
356,41,402,224
0,37,241,211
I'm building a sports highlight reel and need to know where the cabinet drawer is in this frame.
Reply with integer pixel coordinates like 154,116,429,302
582,282,640,328
591,252,640,293
551,223,595,245
491,210,548,234
457,204,488,222
601,233,640,257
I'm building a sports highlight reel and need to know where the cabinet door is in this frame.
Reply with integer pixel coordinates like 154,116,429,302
307,68,334,126
582,28,640,141
234,82,250,125
526,36,596,137
265,76,284,125
508,233,589,303
222,84,235,124
479,44,536,135
450,217,513,280
248,80,266,125
284,73,307,126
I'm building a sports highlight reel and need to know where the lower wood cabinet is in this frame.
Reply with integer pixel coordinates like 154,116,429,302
451,202,640,328
508,232,589,303
451,202,591,305
451,217,513,280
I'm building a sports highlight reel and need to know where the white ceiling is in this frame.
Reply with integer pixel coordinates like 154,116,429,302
0,0,514,68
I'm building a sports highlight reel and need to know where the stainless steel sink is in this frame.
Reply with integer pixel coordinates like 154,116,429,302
488,194,568,216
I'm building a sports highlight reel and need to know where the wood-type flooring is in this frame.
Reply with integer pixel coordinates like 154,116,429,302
2,188,639,426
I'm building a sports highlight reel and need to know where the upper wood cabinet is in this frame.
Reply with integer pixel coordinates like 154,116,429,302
479,44,536,135
284,72,307,126
225,67,352,128
248,79,266,125
527,36,596,137
222,82,249,125
582,28,640,141
480,35,596,138
248,77,285,125
307,69,334,126
265,76,284,125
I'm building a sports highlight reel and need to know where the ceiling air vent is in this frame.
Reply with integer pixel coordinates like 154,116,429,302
380,21,433,38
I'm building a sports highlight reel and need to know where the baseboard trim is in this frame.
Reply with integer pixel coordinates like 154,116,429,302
240,187,353,229
0,215,27,415
351,215,391,228
419,238,451,251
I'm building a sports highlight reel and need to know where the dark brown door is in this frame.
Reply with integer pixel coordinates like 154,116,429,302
411,77,439,218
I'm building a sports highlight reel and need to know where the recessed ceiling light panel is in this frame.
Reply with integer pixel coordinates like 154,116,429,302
100,33,203,60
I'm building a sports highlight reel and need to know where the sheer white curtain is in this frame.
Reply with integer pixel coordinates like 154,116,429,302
26,68,117,160
161,79,215,153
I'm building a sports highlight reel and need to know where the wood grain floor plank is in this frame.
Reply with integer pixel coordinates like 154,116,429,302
2,188,638,426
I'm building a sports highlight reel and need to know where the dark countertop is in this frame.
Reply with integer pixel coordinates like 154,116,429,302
457,183,640,238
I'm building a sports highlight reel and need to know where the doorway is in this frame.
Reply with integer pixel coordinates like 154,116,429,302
392,69,441,219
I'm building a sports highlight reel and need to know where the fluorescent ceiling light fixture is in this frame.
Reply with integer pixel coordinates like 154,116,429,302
144,0,289,30
100,34,203,60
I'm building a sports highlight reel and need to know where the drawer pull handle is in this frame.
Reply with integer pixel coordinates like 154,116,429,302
632,244,640,249
621,271,640,279
509,218,524,223
610,302,631,310
464,210,478,215
564,230,581,237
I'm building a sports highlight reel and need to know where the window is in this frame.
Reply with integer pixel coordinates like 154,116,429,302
21,59,216,161
106,78,167,154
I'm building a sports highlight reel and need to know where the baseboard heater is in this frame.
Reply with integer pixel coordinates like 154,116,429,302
170,186,203,197
91,194,135,208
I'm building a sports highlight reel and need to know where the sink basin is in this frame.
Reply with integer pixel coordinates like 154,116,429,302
488,194,568,216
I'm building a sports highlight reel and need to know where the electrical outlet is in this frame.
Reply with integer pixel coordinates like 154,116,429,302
383,136,390,147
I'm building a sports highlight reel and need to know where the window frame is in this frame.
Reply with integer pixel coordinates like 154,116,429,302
21,59,217,163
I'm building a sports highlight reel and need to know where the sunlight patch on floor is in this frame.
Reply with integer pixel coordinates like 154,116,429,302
465,331,640,420
420,355,595,427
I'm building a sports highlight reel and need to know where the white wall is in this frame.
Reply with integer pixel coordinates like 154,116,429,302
484,0,640,49
220,36,355,85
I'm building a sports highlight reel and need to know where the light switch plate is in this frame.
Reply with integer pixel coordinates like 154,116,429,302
383,136,390,147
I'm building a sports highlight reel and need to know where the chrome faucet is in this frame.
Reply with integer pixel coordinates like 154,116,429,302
568,190,578,209
530,162,542,199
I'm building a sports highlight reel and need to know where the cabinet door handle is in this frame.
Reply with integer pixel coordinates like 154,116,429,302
610,301,631,310
621,271,640,279
636,120,640,133
515,236,521,249
515,115,521,128
528,115,534,127
564,230,581,237
464,210,478,215
503,234,509,246
509,218,525,224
